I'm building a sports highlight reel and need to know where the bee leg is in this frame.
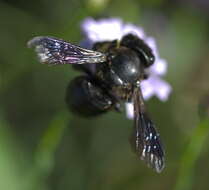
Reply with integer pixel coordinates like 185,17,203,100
66,75,114,117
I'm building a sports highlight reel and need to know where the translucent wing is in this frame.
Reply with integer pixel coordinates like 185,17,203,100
131,87,165,173
28,36,107,65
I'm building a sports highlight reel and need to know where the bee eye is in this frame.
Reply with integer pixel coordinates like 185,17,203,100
137,49,155,68
121,34,155,68
149,54,155,65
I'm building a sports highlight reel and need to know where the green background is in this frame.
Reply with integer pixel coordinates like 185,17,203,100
1,0,209,189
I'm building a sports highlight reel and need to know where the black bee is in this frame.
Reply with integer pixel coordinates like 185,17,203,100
28,33,165,173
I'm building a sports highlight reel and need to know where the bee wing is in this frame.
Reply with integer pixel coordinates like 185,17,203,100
131,87,165,173
28,36,107,65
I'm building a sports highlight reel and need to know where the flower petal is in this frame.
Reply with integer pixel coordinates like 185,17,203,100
145,76,172,101
81,17,123,42
122,24,145,39
141,76,172,101
141,79,155,100
153,78,172,101
125,102,134,119
149,58,167,76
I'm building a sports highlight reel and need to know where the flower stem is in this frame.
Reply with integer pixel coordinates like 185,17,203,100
174,118,209,190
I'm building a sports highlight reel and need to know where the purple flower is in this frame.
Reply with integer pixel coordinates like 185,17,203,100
81,18,172,119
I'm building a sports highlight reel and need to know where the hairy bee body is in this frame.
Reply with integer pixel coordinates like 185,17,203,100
66,35,152,116
28,33,164,173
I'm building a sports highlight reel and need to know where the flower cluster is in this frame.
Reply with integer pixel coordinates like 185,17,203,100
81,18,172,119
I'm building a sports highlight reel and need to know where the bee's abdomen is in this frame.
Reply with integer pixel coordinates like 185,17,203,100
66,76,114,117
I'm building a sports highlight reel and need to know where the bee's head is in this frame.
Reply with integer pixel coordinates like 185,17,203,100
121,34,155,68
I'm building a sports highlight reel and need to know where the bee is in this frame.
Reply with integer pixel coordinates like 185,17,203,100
28,33,165,172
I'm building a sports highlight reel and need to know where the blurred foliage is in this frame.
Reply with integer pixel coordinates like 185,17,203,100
0,0,209,189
